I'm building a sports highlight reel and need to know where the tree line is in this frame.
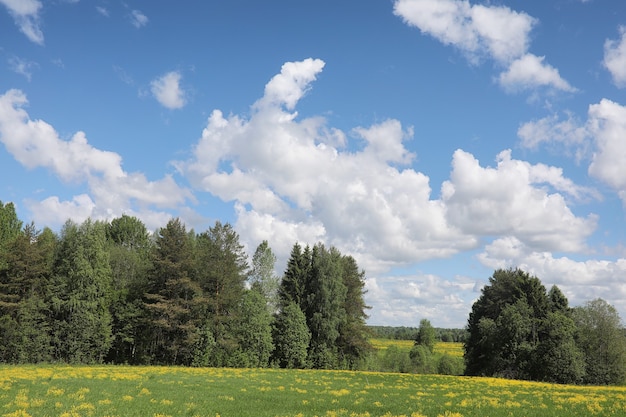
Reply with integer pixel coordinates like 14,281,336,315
0,201,371,368
464,268,626,385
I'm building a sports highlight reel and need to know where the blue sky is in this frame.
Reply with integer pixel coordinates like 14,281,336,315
1,0,626,328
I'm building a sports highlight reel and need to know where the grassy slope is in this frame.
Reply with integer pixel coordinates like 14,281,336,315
1,365,624,417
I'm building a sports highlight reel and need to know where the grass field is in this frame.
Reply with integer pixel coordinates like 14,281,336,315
369,340,464,358
1,365,624,417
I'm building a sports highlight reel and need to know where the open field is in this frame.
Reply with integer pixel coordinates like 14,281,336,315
1,365,625,417
369,340,464,358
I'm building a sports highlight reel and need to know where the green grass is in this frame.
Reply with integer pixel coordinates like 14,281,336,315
1,365,625,417
369,339,464,357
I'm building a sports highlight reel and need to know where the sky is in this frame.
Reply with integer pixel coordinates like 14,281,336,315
1,0,626,328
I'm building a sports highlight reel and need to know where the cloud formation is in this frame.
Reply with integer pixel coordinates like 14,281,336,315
0,0,44,45
177,58,596,281
519,98,626,205
604,26,626,88
151,71,186,109
393,0,574,93
0,89,193,229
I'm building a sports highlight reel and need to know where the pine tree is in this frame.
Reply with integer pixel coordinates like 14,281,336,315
303,244,346,369
336,255,371,368
143,218,202,365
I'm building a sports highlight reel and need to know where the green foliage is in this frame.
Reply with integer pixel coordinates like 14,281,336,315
51,219,113,363
465,269,545,378
143,218,202,365
231,290,274,367
304,244,347,369
272,301,310,368
573,298,626,385
464,268,626,385
250,240,280,314
415,318,436,352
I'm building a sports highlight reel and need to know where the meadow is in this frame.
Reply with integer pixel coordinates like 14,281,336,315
1,365,624,417
369,340,463,358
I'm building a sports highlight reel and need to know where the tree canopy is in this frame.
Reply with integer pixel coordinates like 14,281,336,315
0,209,371,370
465,268,625,385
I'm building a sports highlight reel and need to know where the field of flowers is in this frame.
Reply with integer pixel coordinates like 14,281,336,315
1,365,625,417
369,340,463,358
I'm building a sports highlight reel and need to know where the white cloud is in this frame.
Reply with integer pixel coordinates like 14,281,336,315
151,71,186,109
393,0,574,93
604,26,626,88
393,0,535,64
587,99,626,202
96,6,109,17
366,273,477,327
518,112,590,157
0,89,194,229
498,54,577,93
0,0,44,45
178,58,597,281
478,236,626,314
441,149,598,253
520,99,626,206
8,56,38,81
130,9,148,28
178,58,479,273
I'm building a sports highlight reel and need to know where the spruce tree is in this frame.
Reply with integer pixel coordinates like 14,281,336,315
51,219,113,363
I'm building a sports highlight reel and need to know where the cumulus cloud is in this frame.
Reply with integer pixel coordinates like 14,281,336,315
177,58,596,279
151,71,186,109
441,149,598,253
0,89,194,229
0,0,44,45
604,26,626,88
478,236,626,313
498,54,577,92
519,98,626,205
130,9,148,28
588,99,626,202
366,273,477,327
178,58,480,273
393,0,574,93
518,112,590,157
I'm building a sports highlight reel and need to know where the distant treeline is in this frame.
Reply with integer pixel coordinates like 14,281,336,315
368,325,468,343
0,201,371,369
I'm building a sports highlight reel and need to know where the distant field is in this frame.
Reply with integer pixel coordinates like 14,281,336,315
2,365,624,417
370,339,464,357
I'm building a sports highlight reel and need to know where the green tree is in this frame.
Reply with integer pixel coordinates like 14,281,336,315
1,224,56,363
336,255,372,368
50,219,113,363
464,268,551,379
106,215,153,364
230,290,274,367
195,221,248,365
303,244,346,369
272,301,310,368
249,240,280,314
0,201,22,274
279,243,310,308
415,319,437,353
143,218,202,365
534,310,585,384
573,298,626,385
